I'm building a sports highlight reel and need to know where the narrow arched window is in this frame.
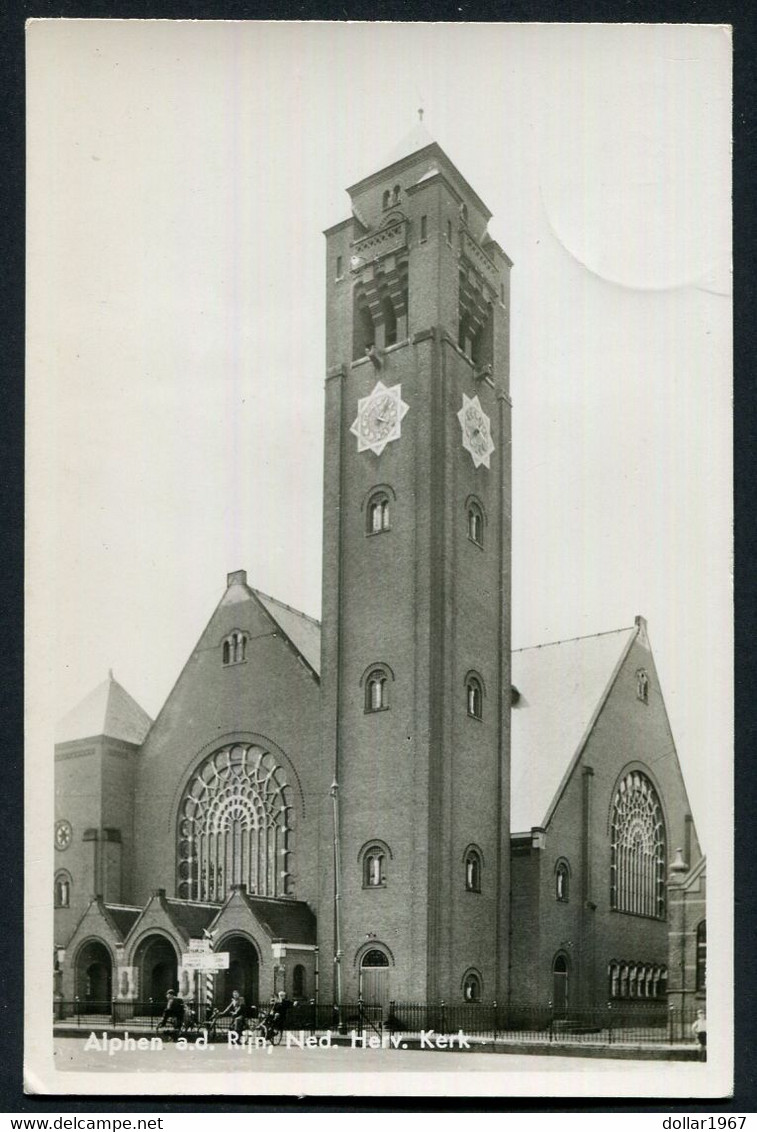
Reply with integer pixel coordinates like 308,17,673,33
54,871,71,908
222,631,248,667
382,189,391,210
463,970,482,1001
609,961,619,999
392,184,401,206
555,860,570,902
467,500,484,547
465,848,482,892
363,845,386,888
293,964,306,998
365,669,388,712
367,492,390,535
629,965,638,998
696,921,706,991
466,676,483,719
610,770,666,918
619,963,629,998
636,668,649,703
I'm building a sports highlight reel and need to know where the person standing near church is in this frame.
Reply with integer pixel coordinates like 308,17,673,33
691,1008,707,1058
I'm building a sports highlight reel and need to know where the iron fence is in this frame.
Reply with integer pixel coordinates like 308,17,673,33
386,1001,698,1045
53,998,701,1047
53,999,383,1038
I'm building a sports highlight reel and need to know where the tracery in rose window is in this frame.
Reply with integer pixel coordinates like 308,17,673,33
176,744,293,901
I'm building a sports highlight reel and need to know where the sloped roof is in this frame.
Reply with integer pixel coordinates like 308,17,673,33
103,904,142,939
55,672,152,745
164,899,220,938
510,626,637,834
244,896,317,945
253,590,321,676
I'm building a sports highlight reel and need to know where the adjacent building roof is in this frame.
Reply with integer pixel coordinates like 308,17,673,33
510,625,638,835
55,672,152,746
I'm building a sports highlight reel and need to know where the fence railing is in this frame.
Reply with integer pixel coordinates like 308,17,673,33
53,999,383,1037
53,998,701,1047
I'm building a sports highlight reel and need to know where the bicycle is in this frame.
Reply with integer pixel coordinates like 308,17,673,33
251,1011,284,1046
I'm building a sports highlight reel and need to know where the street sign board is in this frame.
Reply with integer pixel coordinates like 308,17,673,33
181,951,229,970
188,938,212,953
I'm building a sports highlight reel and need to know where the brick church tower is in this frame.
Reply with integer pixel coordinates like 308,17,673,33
318,124,513,1004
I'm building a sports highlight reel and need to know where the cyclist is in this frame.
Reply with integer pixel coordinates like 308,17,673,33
157,990,186,1041
270,991,292,1036
216,989,249,1037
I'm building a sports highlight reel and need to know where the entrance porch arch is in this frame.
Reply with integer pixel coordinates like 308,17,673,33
75,938,113,1007
133,933,179,1005
215,934,260,1008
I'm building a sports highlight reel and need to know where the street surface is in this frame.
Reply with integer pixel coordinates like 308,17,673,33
52,1036,632,1075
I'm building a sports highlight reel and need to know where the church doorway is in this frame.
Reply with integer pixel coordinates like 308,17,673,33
216,936,259,1008
359,948,390,1005
75,940,112,1007
134,935,178,1005
552,953,569,1018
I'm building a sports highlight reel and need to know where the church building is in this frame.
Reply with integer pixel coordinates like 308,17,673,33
54,128,705,1016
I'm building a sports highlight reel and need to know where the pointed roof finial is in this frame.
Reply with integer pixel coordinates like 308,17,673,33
108,668,114,681
418,107,424,123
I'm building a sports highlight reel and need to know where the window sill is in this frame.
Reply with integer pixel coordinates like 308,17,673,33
222,660,248,668
466,712,483,722
365,706,390,715
610,907,667,923
467,535,484,550
362,883,387,890
366,528,391,538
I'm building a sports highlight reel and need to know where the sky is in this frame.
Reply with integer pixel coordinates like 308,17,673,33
27,21,731,846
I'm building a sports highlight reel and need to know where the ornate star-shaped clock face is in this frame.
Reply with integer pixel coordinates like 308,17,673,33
55,819,72,851
457,393,495,469
350,381,409,456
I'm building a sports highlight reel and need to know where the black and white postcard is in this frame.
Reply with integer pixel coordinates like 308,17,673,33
25,20,732,1098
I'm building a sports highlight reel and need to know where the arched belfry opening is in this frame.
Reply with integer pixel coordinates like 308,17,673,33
352,259,408,359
